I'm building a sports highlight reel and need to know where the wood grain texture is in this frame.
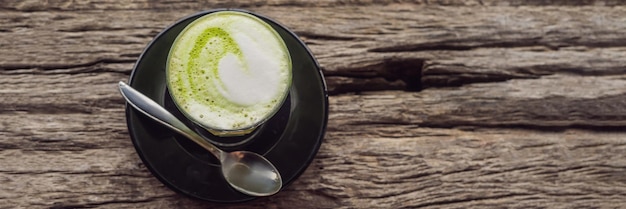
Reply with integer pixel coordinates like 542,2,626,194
3,0,626,11
1,1,625,208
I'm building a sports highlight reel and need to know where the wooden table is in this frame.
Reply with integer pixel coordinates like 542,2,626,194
2,1,626,208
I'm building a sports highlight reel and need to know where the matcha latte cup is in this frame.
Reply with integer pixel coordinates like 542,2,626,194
166,11,292,137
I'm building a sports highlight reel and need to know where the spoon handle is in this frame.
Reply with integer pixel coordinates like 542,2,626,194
118,81,223,159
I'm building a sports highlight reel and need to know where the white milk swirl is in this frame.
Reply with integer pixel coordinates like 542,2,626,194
167,11,291,132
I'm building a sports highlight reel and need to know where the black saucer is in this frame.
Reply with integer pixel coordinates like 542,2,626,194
124,9,328,203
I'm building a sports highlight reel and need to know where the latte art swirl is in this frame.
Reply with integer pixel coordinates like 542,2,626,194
167,11,292,132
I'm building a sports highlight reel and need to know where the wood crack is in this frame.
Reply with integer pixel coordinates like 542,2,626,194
296,31,358,41
369,40,626,53
0,96,125,114
326,57,425,94
0,58,135,73
369,39,546,53
422,123,626,133
345,121,626,133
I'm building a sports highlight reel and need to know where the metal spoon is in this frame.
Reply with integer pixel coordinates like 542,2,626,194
118,81,282,196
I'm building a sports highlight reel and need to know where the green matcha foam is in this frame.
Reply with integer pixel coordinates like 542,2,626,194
166,11,292,133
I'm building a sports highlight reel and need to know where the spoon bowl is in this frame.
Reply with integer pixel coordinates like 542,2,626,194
221,151,282,196
118,81,282,196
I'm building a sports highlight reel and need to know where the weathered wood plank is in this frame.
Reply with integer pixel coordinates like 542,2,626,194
1,73,624,148
297,5,626,91
2,0,626,12
2,6,625,94
330,74,626,130
318,127,626,208
3,124,626,208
